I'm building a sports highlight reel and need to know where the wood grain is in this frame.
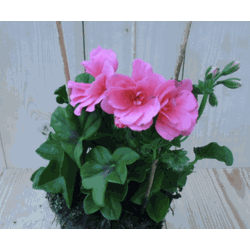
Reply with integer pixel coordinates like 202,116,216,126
0,21,84,170
0,168,60,229
0,167,249,229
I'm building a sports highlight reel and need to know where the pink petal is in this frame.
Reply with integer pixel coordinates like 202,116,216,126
154,80,176,103
128,119,153,131
81,61,96,77
133,97,161,126
176,90,198,111
155,114,181,140
106,74,136,90
102,60,115,77
118,106,145,126
131,59,153,82
108,89,133,109
100,97,115,114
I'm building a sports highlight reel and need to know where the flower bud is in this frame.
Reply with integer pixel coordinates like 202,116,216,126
209,92,218,107
207,67,219,78
222,61,240,76
216,78,242,89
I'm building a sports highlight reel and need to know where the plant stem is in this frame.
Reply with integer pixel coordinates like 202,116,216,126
197,93,209,122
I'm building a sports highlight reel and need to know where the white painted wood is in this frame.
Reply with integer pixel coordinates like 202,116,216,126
0,134,6,169
1,167,249,229
136,21,188,80
0,168,60,229
84,21,134,77
0,21,84,169
181,21,250,170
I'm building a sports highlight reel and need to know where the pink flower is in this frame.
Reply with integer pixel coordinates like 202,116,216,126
101,59,164,131
68,46,118,115
154,79,199,140
81,46,118,78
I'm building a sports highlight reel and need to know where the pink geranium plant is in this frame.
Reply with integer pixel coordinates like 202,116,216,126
31,45,241,227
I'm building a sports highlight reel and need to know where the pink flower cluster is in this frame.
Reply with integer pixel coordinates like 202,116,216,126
68,46,198,141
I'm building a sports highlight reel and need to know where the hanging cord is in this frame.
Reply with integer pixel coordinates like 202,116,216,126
141,21,193,216
56,21,71,101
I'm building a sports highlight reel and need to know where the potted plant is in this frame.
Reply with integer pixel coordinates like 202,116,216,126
30,43,241,229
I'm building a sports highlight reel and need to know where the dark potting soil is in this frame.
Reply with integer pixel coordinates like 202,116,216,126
46,190,165,229
45,170,170,229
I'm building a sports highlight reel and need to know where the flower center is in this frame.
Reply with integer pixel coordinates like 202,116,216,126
133,91,144,105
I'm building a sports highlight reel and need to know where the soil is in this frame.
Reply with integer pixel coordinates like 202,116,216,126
45,168,179,229
46,191,166,229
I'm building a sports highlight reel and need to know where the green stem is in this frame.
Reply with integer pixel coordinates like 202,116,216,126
197,92,209,122
189,158,199,165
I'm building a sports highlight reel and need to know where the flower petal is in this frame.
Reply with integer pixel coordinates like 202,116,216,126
155,114,180,140
131,59,153,82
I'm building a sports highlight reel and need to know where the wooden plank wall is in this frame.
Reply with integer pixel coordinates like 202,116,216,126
0,21,84,169
0,21,249,171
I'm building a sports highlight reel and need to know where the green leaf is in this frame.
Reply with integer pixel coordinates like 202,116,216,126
81,174,108,207
127,159,148,183
50,105,79,144
75,73,95,84
100,192,122,220
111,147,140,166
106,163,127,185
146,191,170,223
59,153,79,208
56,96,65,104
107,182,128,202
193,142,234,166
30,167,45,183
80,186,91,195
209,92,218,107
130,169,165,205
80,146,137,207
205,66,213,77
125,128,139,149
86,146,112,165
54,85,69,104
35,136,64,165
83,193,100,215
81,112,102,141
33,153,79,209
32,160,62,193
160,148,190,172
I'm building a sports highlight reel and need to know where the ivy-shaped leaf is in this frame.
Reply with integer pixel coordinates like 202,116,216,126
80,146,140,207
146,191,170,223
35,132,64,166
160,148,190,172
83,192,100,215
193,142,234,166
100,192,122,221
54,85,69,104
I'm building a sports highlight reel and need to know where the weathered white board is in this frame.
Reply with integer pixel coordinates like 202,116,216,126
0,21,84,169
1,167,249,229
